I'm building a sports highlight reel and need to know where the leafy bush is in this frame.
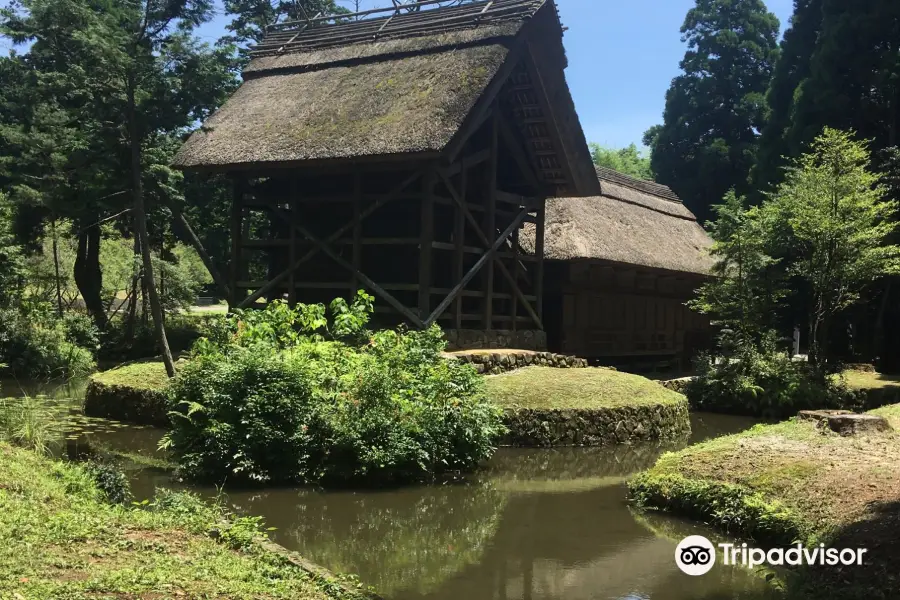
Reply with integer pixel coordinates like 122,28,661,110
99,313,224,361
162,296,504,485
85,462,132,504
62,312,101,351
685,330,843,418
0,307,96,381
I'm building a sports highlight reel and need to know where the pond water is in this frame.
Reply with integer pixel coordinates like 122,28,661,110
3,380,780,600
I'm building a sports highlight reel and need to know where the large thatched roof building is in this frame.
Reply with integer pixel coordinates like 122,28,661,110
522,167,713,367
174,0,600,351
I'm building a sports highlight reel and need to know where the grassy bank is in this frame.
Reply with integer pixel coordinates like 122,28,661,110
486,367,691,446
485,366,685,409
0,442,369,599
629,405,900,598
83,361,171,426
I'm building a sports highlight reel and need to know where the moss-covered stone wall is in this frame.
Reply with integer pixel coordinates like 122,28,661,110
500,400,690,447
83,363,171,427
447,350,588,374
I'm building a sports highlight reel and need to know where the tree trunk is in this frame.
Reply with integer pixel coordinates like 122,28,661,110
128,78,175,378
124,235,140,343
74,221,107,330
51,217,63,318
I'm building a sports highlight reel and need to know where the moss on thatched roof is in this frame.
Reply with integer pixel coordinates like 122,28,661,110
521,168,714,275
173,1,553,170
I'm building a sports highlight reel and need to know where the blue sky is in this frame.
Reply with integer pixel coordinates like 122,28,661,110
0,0,796,150
195,0,796,150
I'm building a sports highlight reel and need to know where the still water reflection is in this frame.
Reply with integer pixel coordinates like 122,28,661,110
7,381,777,600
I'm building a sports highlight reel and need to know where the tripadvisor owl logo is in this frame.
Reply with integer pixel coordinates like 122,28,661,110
675,535,716,576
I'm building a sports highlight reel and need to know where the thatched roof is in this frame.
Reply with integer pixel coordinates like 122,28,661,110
521,168,714,276
172,0,598,196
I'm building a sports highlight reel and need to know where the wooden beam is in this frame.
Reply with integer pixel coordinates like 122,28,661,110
269,205,426,328
351,170,362,294
170,205,230,301
497,109,542,193
524,44,576,192
426,204,532,327
511,226,519,331
237,170,421,308
536,196,546,321
483,111,498,330
229,178,244,308
439,171,544,330
288,180,297,306
454,160,466,330
419,167,436,318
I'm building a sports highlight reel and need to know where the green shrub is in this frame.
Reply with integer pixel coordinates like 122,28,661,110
0,307,96,381
686,330,843,418
99,313,224,361
162,298,504,485
84,462,133,504
62,312,101,351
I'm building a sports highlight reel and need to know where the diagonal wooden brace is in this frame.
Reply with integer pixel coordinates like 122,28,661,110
237,171,421,309
269,205,426,329
438,171,544,330
426,202,533,327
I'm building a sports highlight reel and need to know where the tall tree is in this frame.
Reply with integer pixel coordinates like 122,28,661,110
589,143,654,181
764,129,900,367
644,0,780,225
222,0,344,48
787,1,900,165
751,0,824,195
2,0,237,375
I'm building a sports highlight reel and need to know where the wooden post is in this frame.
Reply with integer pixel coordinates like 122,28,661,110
454,159,467,330
288,179,298,306
419,167,436,320
511,226,519,331
229,177,244,309
482,112,498,330
352,170,362,294
535,196,546,325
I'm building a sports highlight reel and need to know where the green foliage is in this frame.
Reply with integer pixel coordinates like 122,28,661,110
763,128,900,365
644,0,780,224
755,0,900,194
84,462,133,505
163,295,504,485
689,191,785,336
0,396,61,455
0,306,96,381
0,192,25,306
589,143,653,180
686,330,843,418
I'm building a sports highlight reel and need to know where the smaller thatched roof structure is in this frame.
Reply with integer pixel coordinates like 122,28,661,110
521,168,714,276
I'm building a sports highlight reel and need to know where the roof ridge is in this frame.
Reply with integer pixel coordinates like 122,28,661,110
595,165,682,203
252,0,547,57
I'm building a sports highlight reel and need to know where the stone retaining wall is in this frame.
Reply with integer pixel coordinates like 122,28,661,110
501,399,691,447
447,350,588,374
444,329,547,351
83,379,170,427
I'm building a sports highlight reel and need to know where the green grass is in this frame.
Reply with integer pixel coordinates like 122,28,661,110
0,442,365,599
629,406,900,598
841,369,900,390
91,361,171,391
484,366,685,410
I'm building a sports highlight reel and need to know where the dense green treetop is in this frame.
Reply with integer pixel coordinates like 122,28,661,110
644,0,780,224
589,143,654,181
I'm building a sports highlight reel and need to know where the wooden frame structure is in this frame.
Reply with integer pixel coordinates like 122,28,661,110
174,0,600,343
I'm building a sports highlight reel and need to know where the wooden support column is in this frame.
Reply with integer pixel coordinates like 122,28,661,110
535,196,546,323
288,179,298,306
229,177,245,309
511,226,519,331
454,159,467,330
482,111,498,330
351,170,362,294
419,167,436,320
